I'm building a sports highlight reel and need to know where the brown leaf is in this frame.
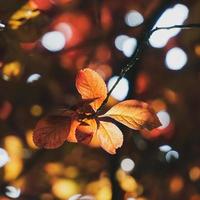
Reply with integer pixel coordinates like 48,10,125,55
33,116,70,149
75,68,107,111
102,100,161,131
97,121,123,154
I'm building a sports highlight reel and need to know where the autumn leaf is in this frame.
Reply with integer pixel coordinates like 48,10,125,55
33,116,70,149
102,100,161,131
76,68,107,111
33,68,161,154
89,131,101,147
76,119,97,144
97,121,123,154
67,118,97,145
66,118,80,143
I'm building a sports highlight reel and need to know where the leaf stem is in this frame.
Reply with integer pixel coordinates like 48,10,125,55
97,23,200,113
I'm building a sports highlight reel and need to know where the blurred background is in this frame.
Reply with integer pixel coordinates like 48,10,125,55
0,0,200,199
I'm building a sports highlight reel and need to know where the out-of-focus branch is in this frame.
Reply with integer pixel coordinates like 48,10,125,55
97,22,200,113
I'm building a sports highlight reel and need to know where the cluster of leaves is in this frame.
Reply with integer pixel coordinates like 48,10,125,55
33,69,161,154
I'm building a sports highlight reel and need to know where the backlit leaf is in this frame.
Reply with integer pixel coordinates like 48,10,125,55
97,121,123,154
102,100,161,131
75,68,107,111
33,116,70,149
67,119,80,143
89,131,101,147
67,119,97,145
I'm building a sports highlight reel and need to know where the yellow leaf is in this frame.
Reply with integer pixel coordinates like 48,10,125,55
97,121,123,154
102,100,161,131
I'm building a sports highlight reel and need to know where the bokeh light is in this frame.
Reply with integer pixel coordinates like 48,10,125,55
44,162,63,176
120,176,138,193
5,186,21,199
159,145,172,152
120,158,135,172
85,177,112,200
125,10,144,27
52,179,80,199
30,104,43,117
0,148,10,168
122,37,137,57
41,31,66,52
27,73,41,83
4,135,23,157
165,150,179,162
115,35,129,51
0,22,5,29
190,194,200,200
163,88,179,104
30,0,53,10
64,166,79,179
3,136,24,181
157,110,170,129
0,101,12,121
169,176,184,193
68,194,82,200
135,72,150,94
194,44,200,56
4,159,23,181
149,4,189,48
2,61,21,80
107,76,129,101
165,47,187,70
189,166,200,181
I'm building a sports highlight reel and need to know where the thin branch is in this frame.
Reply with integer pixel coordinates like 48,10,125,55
96,23,200,113
150,23,200,34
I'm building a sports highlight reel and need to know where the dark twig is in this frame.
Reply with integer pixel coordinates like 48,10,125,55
150,23,200,35
96,23,200,114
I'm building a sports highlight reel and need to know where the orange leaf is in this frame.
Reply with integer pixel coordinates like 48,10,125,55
89,132,101,147
76,119,97,144
67,118,97,145
97,121,123,154
33,116,70,149
75,68,107,111
102,100,161,131
67,119,80,143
